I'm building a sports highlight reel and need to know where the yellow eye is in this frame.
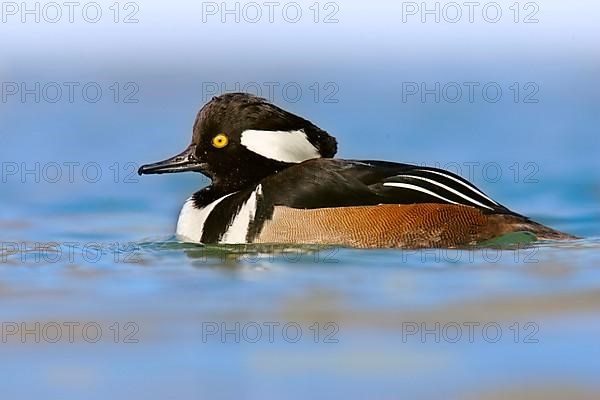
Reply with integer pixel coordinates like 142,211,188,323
212,134,229,149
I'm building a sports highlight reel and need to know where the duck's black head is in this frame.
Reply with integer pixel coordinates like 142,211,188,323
138,93,337,190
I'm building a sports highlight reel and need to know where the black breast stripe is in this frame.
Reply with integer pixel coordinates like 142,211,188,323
246,189,273,242
200,189,254,243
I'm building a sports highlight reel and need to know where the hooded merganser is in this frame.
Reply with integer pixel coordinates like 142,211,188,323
138,93,574,248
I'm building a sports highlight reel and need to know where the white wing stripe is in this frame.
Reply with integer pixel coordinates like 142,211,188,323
414,169,498,205
397,175,494,210
383,182,459,205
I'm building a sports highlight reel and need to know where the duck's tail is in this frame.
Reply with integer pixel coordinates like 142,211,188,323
493,214,580,241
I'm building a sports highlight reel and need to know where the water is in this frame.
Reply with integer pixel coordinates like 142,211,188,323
2,0,600,397
2,140,599,399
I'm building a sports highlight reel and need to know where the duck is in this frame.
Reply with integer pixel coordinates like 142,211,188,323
138,92,575,248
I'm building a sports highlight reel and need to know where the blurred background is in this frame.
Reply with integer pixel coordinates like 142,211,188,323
1,0,599,398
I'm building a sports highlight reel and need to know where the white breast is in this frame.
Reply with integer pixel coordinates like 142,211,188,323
175,193,234,243
175,186,263,244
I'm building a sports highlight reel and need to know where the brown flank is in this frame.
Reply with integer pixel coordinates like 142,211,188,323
254,204,573,248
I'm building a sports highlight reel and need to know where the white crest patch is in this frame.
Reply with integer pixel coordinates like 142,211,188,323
240,129,320,163
220,185,262,244
176,193,234,243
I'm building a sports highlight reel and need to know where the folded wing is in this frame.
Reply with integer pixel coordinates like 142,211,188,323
262,159,516,215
